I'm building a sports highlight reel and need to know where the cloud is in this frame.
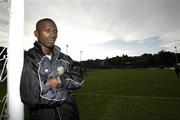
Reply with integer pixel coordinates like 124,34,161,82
23,0,180,60
98,36,165,56
1,0,179,60
25,0,180,39
0,1,8,47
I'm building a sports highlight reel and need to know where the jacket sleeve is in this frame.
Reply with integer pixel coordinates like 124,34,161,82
60,56,84,90
20,53,63,108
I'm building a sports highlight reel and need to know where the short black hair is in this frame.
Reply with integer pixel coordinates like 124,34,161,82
36,18,56,31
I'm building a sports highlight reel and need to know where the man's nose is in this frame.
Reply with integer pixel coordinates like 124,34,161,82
50,32,56,37
50,30,56,36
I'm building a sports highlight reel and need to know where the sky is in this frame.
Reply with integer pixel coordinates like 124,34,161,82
0,0,8,47
0,0,180,61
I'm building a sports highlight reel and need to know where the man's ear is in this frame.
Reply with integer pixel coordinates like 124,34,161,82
34,30,38,37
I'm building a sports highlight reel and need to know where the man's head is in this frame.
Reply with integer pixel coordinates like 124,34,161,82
34,18,58,49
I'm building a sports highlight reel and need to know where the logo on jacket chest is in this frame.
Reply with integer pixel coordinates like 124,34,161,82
57,66,65,75
38,57,69,78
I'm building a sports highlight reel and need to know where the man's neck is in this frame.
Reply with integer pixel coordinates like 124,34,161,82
40,44,53,55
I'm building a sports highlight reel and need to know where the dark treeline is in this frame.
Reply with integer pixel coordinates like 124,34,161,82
0,47,179,69
81,50,180,68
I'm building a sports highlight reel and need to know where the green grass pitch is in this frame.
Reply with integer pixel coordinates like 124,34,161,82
1,69,180,120
76,69,180,120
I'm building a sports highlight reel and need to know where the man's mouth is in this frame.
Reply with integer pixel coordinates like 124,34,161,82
48,39,55,44
49,40,55,44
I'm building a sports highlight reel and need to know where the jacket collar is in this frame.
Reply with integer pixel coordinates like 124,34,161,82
33,41,61,62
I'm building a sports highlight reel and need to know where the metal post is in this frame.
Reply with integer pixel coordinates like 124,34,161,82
175,46,178,63
8,0,24,119
80,50,82,62
66,44,69,55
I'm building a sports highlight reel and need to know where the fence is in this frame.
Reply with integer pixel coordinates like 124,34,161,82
0,47,8,120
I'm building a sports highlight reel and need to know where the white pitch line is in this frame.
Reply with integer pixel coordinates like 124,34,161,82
77,93,180,100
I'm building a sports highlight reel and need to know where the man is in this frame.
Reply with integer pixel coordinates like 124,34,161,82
20,18,83,120
175,65,179,78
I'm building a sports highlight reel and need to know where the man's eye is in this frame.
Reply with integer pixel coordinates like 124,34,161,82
44,29,49,32
53,30,58,33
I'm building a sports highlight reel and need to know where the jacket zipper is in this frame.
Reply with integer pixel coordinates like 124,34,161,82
56,108,61,120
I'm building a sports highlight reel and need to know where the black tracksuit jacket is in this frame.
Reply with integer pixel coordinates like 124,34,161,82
20,41,83,120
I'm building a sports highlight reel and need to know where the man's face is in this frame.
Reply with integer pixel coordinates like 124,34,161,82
35,21,58,49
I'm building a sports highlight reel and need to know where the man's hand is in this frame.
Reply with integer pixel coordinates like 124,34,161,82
69,90,75,96
45,77,61,88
